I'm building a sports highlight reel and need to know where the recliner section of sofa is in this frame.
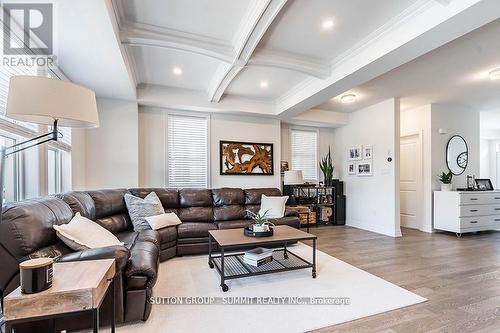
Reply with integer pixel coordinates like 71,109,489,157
0,187,300,332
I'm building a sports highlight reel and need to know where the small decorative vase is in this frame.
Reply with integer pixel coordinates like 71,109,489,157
253,224,269,232
441,183,452,191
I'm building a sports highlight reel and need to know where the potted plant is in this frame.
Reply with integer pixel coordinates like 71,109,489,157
438,171,453,191
320,146,334,187
246,209,273,232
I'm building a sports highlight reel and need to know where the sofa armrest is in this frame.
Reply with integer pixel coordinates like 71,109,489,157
56,245,130,274
284,208,299,217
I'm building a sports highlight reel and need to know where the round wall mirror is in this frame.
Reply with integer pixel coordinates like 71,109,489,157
446,135,468,175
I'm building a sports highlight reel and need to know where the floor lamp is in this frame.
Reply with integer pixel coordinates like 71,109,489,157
0,76,99,312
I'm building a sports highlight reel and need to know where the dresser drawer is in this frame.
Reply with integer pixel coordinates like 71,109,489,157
460,193,500,205
460,215,500,229
459,204,500,217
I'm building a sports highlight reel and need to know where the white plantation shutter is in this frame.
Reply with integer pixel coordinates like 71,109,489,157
291,129,318,183
167,114,208,188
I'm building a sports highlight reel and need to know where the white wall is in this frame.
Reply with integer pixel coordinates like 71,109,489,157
400,103,480,233
332,99,401,237
210,114,281,188
138,107,282,189
82,98,139,189
430,104,480,190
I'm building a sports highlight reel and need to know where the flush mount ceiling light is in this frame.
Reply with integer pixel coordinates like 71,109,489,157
340,94,356,104
322,18,334,30
173,67,183,75
260,81,269,88
489,68,500,81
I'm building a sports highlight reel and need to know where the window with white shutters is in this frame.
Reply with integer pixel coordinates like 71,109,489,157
290,129,318,183
167,114,209,188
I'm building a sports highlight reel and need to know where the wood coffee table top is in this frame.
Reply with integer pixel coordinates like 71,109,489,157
209,225,316,247
4,259,115,321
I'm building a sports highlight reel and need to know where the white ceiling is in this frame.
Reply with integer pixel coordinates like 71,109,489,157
18,0,500,127
317,18,500,113
258,0,419,61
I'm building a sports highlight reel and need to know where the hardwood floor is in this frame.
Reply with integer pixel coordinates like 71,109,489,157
302,226,500,333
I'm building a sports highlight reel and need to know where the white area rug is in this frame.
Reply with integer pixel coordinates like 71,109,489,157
118,243,426,333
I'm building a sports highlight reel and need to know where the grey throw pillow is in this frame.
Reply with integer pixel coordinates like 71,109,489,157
124,192,165,231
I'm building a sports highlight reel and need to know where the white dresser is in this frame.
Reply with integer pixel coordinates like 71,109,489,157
434,190,500,236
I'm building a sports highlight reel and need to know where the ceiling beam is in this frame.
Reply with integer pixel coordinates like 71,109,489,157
275,0,500,118
249,49,330,79
120,21,234,63
207,0,288,103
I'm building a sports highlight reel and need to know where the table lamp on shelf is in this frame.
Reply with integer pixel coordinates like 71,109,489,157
283,170,304,205
0,75,99,216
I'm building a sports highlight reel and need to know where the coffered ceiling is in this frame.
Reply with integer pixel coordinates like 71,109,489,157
20,0,500,127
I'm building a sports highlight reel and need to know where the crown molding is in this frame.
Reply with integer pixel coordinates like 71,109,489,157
120,21,235,63
207,0,288,102
249,49,330,79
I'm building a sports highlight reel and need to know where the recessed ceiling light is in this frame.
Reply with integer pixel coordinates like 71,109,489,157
340,94,356,104
173,67,182,75
322,19,334,30
260,81,269,88
489,68,500,81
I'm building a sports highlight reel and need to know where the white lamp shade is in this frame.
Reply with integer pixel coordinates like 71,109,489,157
284,170,304,185
6,76,99,128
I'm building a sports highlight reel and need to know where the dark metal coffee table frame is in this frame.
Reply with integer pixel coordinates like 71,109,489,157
208,235,317,292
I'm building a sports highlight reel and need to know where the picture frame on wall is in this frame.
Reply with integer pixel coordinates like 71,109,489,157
220,140,274,175
348,146,363,161
363,145,373,160
357,161,373,176
347,162,356,175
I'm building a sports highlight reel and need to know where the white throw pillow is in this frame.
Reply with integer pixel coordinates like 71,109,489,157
259,194,288,218
53,212,122,250
145,212,182,230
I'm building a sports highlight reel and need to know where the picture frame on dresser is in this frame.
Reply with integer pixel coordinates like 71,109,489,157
475,179,493,191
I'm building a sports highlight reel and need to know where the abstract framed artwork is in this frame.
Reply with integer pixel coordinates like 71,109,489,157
347,162,356,175
220,141,274,175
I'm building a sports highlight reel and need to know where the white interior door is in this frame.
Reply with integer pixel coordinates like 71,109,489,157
400,133,423,230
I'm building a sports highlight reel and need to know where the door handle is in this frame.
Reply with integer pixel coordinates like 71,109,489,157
470,198,478,201
495,219,500,222
494,197,500,200
470,221,478,224
470,209,478,212
495,208,500,211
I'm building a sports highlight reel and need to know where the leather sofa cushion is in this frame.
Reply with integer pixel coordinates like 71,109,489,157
128,188,179,209
88,189,130,219
96,213,132,234
244,188,281,205
0,197,73,260
178,222,217,238
136,230,160,247
215,219,252,230
156,226,177,244
177,237,210,244
177,207,213,222
126,240,159,288
24,242,72,262
213,205,246,221
56,191,96,220
179,189,212,207
57,245,131,276
212,188,244,206
161,240,176,251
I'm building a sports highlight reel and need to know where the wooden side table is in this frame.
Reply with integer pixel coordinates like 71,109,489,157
4,259,116,333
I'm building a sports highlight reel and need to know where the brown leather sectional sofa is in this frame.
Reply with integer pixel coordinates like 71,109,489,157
0,187,299,332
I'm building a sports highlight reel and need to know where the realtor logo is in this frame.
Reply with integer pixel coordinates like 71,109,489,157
2,3,53,55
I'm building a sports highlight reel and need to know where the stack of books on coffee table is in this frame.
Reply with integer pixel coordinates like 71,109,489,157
243,247,274,267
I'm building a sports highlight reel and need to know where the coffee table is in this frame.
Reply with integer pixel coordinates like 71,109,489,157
208,225,317,292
